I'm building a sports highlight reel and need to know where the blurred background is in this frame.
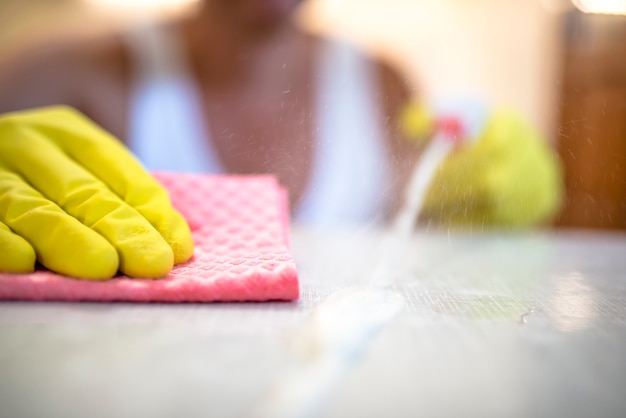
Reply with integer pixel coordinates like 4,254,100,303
0,0,624,230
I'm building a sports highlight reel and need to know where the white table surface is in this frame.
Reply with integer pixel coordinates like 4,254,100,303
1,226,625,418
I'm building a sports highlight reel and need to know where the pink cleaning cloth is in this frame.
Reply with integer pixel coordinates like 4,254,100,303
0,172,299,302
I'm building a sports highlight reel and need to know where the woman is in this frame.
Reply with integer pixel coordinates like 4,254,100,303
0,0,419,226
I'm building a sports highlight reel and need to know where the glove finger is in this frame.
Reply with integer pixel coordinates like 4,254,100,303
0,125,174,278
0,167,118,279
8,106,194,264
0,220,36,273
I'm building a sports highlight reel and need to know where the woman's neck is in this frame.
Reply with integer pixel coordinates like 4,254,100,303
182,7,304,86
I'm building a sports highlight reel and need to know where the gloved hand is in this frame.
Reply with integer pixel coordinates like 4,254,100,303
402,103,563,228
0,106,194,279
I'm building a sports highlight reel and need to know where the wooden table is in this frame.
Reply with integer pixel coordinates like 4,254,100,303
1,226,625,418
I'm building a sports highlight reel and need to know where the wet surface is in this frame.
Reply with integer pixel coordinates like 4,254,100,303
0,226,625,418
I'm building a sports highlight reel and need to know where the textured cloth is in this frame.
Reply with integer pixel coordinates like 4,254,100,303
0,172,299,302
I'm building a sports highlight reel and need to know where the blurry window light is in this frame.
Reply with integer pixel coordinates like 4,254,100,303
572,0,626,15
83,0,197,13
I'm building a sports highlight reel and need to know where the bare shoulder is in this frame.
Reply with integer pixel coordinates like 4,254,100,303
307,33,415,111
0,28,129,114
333,38,421,213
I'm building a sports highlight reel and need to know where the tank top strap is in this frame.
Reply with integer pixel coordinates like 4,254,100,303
294,39,391,226
125,22,224,173
126,24,391,225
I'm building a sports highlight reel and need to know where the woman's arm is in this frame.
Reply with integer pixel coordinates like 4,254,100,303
375,59,423,218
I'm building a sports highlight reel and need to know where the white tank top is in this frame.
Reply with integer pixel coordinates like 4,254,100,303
126,23,391,227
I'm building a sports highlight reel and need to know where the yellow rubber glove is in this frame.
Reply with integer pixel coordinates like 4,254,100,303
404,105,563,228
401,102,435,146
0,106,194,279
